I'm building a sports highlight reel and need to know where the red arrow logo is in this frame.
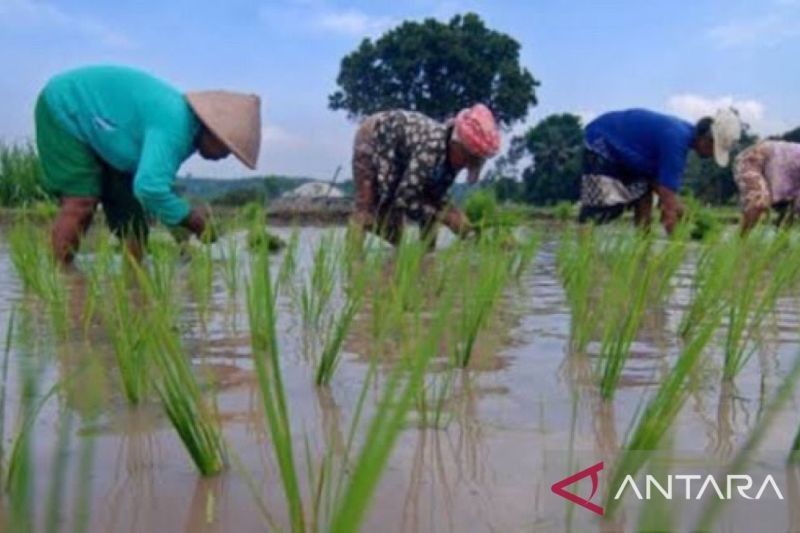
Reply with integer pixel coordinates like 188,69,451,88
551,461,605,516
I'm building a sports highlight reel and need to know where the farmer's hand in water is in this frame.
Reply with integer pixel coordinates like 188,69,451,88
181,205,218,243
440,206,475,239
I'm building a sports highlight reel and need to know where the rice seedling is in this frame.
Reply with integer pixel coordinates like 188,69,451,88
315,251,374,386
277,228,301,293
450,237,513,368
557,227,597,352
328,280,455,533
187,241,215,326
145,309,226,475
44,409,74,533
7,222,68,337
696,347,800,530
219,233,241,302
510,230,540,280
4,309,62,531
721,229,800,380
131,262,226,476
603,309,723,517
591,230,686,399
79,230,117,336
415,369,454,430
299,232,339,331
245,203,286,253
592,232,653,399
682,195,723,242
145,234,181,313
246,244,306,531
0,311,15,481
678,235,736,339
464,188,523,243
389,235,429,314
99,264,149,405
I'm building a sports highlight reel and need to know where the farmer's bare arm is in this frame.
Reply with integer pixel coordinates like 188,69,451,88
654,185,684,235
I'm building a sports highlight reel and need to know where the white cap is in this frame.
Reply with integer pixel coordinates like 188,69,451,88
711,108,742,168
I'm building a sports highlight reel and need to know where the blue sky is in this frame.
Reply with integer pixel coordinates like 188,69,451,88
0,0,798,179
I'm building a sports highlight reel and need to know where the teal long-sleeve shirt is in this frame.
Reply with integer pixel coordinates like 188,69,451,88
42,65,200,226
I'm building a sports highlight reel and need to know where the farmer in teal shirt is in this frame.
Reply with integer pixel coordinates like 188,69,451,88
35,65,261,264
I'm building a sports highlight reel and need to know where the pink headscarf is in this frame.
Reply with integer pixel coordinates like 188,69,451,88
454,104,501,159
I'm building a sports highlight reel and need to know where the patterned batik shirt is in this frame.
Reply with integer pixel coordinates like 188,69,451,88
734,141,800,212
369,110,457,225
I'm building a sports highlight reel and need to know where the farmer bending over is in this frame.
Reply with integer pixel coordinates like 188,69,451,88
35,65,261,265
578,108,741,234
734,140,800,233
351,104,501,246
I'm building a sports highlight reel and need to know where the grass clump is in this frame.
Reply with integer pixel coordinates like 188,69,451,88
315,250,374,386
557,227,597,352
604,309,723,517
246,244,306,531
0,142,49,207
7,223,68,337
98,264,149,405
559,227,687,397
132,262,226,476
450,237,514,368
464,188,522,241
327,272,455,533
299,232,339,331
721,230,800,380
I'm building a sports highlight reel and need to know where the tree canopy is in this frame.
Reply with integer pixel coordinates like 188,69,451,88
328,13,539,127
783,126,800,143
507,114,584,205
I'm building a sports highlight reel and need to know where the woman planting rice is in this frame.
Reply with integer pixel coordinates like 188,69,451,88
350,104,501,246
733,140,800,233
578,108,741,234
35,65,261,264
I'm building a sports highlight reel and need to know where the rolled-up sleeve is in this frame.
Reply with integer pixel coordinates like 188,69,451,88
133,131,191,226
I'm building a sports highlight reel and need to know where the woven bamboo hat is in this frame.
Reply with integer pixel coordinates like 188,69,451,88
186,91,261,169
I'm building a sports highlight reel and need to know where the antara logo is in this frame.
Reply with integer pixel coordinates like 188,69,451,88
550,462,605,516
551,462,784,517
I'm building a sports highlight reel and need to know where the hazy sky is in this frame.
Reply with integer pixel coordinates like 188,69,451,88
1,0,798,180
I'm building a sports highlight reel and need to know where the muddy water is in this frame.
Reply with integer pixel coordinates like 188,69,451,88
2,224,800,532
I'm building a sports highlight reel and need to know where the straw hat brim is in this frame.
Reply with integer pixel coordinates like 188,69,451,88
186,91,261,170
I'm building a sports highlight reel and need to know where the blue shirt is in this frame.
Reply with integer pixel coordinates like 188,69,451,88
43,65,200,226
585,109,695,192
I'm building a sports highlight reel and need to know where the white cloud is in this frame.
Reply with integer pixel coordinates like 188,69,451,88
261,123,306,150
665,93,787,135
314,9,395,37
708,1,800,48
667,94,763,123
259,2,396,38
0,0,134,49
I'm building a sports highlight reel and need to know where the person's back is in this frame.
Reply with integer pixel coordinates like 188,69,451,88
586,109,695,190
42,65,198,174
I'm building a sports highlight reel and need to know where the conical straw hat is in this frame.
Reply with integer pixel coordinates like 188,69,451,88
186,91,261,169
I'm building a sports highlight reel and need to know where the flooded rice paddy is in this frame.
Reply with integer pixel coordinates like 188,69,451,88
2,223,800,532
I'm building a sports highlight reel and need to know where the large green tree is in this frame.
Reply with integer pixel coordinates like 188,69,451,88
511,114,584,205
328,13,539,127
